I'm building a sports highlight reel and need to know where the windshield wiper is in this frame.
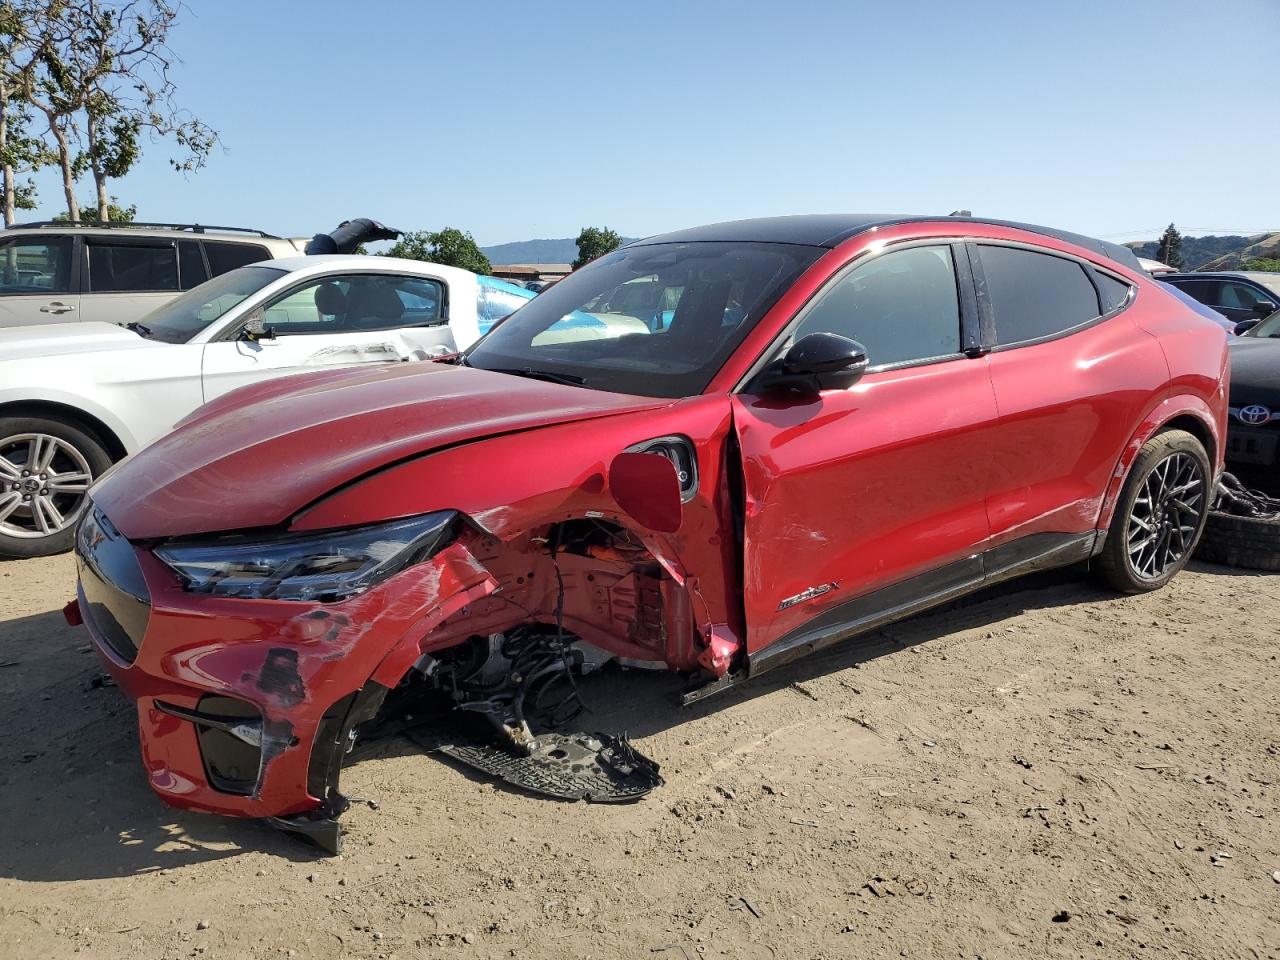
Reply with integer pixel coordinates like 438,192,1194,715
124,321,152,338
486,366,588,387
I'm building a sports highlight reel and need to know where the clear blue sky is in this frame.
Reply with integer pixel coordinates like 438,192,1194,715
22,0,1280,245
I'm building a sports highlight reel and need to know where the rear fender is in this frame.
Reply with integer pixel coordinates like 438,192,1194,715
1096,393,1223,530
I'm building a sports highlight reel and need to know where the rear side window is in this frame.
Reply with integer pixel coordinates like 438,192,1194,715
87,242,178,292
178,240,209,289
204,241,271,276
791,244,961,367
979,245,1101,345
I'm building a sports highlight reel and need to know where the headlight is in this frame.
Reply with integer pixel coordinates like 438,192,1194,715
154,511,459,602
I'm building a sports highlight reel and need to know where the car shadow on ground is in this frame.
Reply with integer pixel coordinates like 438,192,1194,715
0,559,1264,881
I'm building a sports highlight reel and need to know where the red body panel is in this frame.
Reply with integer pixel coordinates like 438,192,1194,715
732,360,998,652
74,217,1230,824
91,361,669,540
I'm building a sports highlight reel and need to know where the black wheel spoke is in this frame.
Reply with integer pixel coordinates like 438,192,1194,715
1125,450,1205,581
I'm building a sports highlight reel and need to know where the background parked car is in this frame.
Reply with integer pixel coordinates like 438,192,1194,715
0,255,530,558
0,221,305,328
1222,308,1280,491
1158,271,1280,329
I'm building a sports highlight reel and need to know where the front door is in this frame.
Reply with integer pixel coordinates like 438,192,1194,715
200,272,457,402
733,242,999,659
0,234,80,326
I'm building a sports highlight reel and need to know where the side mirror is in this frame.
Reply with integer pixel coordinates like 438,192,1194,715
240,315,276,342
755,332,869,395
1253,300,1277,317
1234,318,1260,336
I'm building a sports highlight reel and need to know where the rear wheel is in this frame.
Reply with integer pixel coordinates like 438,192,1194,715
0,416,111,560
1096,429,1211,593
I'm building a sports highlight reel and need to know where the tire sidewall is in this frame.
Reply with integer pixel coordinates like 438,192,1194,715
0,416,113,560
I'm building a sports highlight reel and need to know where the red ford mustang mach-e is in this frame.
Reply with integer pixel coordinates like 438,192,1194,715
70,215,1230,847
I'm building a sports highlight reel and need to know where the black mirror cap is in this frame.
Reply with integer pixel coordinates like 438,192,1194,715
758,332,869,394
1253,300,1277,317
1234,318,1260,336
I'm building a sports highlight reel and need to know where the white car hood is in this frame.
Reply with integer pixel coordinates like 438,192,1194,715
0,321,164,363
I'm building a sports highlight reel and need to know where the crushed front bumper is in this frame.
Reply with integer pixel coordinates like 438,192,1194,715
72,519,497,823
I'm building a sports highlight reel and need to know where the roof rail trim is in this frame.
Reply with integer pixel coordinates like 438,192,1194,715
6,220,281,239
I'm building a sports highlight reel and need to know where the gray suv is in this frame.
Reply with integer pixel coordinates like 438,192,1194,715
0,221,303,328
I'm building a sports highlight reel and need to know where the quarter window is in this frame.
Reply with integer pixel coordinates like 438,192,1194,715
790,245,961,367
204,241,271,276
0,236,74,294
979,245,1101,345
1094,272,1132,313
87,242,178,292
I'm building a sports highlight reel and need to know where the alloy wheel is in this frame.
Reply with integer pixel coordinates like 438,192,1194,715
0,433,93,540
1125,450,1205,581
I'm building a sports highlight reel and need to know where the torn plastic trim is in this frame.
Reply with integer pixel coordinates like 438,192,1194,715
154,699,270,748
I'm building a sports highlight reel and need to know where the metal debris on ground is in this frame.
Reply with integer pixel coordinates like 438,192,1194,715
408,727,663,802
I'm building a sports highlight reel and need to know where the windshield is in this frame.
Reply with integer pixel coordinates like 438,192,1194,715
135,265,286,343
1247,309,1280,337
466,241,821,398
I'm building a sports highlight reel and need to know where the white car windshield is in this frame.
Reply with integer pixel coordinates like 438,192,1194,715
134,266,287,343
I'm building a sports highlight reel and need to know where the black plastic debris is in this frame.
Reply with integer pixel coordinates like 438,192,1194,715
408,728,663,803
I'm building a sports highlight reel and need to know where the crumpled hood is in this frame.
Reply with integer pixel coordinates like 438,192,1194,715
0,321,156,363
92,361,669,539
1227,336,1280,406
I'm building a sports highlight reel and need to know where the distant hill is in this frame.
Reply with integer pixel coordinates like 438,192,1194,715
1126,233,1280,271
481,237,638,265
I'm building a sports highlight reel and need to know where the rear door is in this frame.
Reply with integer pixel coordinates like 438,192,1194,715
733,242,999,658
200,271,457,402
0,234,80,326
77,236,181,325
974,242,1168,552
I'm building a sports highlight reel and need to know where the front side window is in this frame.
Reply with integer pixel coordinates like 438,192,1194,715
204,240,271,276
467,241,822,398
0,236,74,294
87,241,178,292
789,245,961,367
1218,281,1273,310
134,265,286,343
260,274,444,335
980,245,1101,345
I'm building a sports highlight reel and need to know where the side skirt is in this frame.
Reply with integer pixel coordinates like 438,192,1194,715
746,531,1098,678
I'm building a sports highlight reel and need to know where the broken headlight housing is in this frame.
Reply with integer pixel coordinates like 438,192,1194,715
155,511,459,602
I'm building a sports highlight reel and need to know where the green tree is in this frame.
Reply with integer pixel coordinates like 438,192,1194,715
573,225,621,269
1243,257,1280,272
386,228,491,275
51,195,133,222
1155,223,1184,270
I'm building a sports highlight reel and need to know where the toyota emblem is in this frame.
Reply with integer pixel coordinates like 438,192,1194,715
1239,404,1273,425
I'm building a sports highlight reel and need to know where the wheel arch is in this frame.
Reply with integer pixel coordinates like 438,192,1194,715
1097,395,1221,530
0,398,131,462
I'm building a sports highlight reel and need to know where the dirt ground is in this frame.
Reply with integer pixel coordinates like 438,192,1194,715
1,551,1278,960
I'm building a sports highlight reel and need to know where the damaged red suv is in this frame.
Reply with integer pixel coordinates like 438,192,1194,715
71,215,1229,850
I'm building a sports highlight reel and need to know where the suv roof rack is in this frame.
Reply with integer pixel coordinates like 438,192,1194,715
7,220,282,239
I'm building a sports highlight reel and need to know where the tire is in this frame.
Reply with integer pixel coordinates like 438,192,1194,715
1195,510,1280,572
1096,429,1212,593
0,416,113,560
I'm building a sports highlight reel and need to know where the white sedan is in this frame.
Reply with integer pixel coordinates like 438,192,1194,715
0,254,533,558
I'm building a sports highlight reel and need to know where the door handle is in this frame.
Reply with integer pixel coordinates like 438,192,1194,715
39,302,76,314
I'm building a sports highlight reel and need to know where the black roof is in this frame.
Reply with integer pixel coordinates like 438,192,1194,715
632,214,1142,271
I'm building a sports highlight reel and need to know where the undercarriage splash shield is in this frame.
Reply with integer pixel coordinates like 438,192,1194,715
408,729,663,802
